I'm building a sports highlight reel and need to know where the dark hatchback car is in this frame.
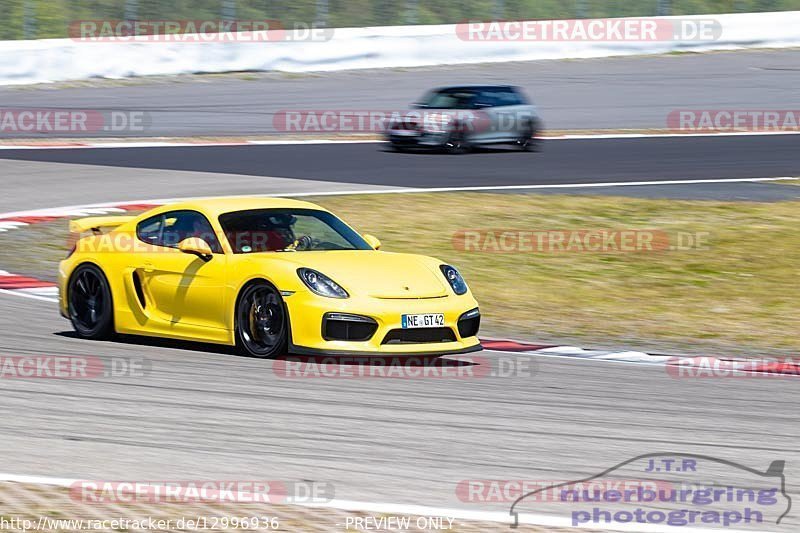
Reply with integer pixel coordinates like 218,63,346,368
385,85,541,153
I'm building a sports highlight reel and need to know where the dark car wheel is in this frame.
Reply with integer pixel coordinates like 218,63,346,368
388,143,408,153
68,263,114,340
516,120,540,152
444,127,470,154
235,281,288,358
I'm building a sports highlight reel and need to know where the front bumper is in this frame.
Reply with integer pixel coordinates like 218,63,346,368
284,290,481,356
386,129,448,147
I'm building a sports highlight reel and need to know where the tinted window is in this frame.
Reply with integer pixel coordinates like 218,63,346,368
474,90,497,107
482,89,524,107
136,214,162,245
136,210,222,253
219,208,371,254
421,89,477,109
495,89,524,106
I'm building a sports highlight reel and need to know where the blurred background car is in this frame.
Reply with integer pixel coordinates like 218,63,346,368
385,85,542,153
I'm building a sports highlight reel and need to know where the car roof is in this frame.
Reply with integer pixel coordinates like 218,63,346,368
432,85,517,92
150,196,328,218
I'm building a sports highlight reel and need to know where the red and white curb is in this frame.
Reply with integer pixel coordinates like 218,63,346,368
0,202,160,232
483,339,670,364
1,130,800,150
0,139,380,150
482,339,800,376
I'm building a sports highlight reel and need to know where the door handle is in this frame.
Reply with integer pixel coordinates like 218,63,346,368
142,262,154,273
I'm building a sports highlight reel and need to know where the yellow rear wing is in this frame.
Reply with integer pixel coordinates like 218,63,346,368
69,216,135,234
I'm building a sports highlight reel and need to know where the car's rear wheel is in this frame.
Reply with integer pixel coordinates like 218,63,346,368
68,264,114,340
444,126,470,154
235,281,288,358
388,143,408,153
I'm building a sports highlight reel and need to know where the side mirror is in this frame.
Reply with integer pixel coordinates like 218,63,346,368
363,234,381,250
178,237,213,261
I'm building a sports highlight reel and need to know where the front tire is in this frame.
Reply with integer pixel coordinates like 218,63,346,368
68,263,114,340
235,281,288,358
516,119,540,152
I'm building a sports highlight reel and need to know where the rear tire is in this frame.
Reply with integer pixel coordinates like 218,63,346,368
68,264,114,340
235,281,288,358
388,143,408,153
444,126,470,154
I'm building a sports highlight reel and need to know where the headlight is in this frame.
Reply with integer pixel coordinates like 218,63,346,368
440,264,468,295
297,268,349,299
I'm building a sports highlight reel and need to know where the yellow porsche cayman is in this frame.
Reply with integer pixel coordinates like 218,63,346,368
59,197,481,358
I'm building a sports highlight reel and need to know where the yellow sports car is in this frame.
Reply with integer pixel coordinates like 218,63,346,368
59,197,481,358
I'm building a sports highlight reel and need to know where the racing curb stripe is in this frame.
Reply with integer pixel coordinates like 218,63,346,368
0,272,56,289
1,130,800,150
478,339,555,352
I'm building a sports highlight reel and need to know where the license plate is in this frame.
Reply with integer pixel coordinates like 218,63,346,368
401,313,444,328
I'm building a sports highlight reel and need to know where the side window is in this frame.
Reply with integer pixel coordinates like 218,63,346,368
475,90,497,108
510,87,529,105
136,214,163,246
493,89,522,107
136,211,222,253
161,210,223,253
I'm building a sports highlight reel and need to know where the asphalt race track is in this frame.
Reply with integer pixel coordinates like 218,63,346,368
1,133,799,531
2,48,800,529
1,291,799,530
1,49,800,135
0,135,799,191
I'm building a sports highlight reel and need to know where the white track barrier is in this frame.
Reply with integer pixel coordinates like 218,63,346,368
0,11,798,85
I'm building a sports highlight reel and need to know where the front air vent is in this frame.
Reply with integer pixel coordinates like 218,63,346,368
381,328,457,345
322,313,378,341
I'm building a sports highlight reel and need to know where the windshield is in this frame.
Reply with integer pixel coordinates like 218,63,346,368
219,208,371,253
420,88,478,109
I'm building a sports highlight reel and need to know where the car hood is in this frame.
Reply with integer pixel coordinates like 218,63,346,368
276,250,450,298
